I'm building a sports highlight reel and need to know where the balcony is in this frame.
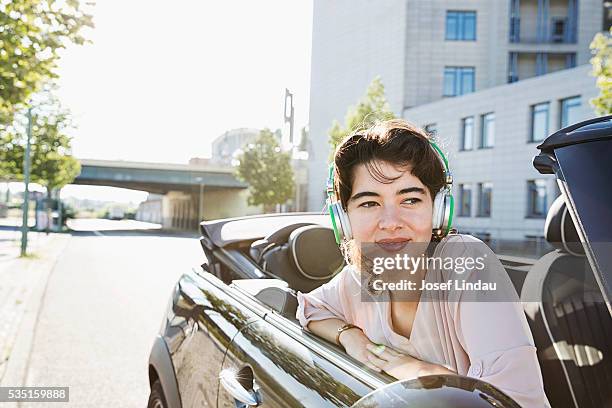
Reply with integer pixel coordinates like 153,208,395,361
508,0,578,44
507,51,576,83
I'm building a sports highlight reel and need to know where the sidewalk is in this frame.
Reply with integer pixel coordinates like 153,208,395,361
0,223,71,386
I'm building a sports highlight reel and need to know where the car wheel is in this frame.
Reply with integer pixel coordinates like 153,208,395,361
147,379,168,408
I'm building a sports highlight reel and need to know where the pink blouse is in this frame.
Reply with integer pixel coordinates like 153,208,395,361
296,234,550,408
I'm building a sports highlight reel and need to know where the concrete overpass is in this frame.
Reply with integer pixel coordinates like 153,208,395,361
73,159,261,229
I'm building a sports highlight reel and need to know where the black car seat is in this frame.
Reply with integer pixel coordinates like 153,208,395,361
249,222,315,264
521,196,612,408
260,225,345,293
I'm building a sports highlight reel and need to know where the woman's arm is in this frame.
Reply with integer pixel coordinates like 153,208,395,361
308,318,380,370
307,318,354,345
296,267,384,371
365,344,455,379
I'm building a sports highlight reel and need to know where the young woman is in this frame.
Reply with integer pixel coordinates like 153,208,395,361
296,119,550,407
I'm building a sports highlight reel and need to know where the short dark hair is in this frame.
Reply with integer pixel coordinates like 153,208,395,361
332,119,446,210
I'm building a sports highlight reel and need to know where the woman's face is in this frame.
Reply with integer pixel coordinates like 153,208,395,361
346,160,434,249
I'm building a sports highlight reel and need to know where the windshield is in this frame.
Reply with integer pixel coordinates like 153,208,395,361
555,139,612,303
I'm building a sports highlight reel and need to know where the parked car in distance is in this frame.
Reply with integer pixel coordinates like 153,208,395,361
107,205,125,220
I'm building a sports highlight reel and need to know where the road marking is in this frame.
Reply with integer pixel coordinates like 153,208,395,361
93,230,105,237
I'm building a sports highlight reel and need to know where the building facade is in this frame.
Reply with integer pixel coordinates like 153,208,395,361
403,64,597,240
307,0,606,240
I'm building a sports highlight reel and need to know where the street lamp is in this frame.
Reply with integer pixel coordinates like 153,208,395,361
195,176,204,223
20,107,33,256
284,88,294,146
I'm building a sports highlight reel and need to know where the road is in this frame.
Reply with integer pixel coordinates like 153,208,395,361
20,219,203,407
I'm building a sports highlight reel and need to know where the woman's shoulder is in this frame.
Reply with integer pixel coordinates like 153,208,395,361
440,233,485,245
316,262,360,291
434,233,490,257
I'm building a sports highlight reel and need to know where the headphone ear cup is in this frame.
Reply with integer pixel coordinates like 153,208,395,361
445,193,454,234
432,191,445,230
337,205,352,241
331,201,352,242
328,200,343,244
434,193,454,236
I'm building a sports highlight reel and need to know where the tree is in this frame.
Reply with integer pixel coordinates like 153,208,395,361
0,0,94,125
590,27,612,115
235,129,295,212
328,76,396,158
0,93,81,198
0,132,24,179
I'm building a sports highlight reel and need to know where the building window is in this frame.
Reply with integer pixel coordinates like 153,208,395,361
605,1,612,32
461,117,474,150
530,102,549,142
446,11,477,41
477,182,492,217
480,113,495,148
527,180,547,218
458,184,472,217
444,67,475,96
550,17,567,43
560,96,581,128
424,123,437,137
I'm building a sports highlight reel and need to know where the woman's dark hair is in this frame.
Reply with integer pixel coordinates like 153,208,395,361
333,118,446,210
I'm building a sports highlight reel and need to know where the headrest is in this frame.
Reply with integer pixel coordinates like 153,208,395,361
544,195,584,255
250,222,315,263
288,225,345,280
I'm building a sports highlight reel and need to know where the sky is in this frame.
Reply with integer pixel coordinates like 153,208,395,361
47,0,313,203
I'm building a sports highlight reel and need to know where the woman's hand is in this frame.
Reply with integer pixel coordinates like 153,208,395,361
338,328,382,372
365,344,455,380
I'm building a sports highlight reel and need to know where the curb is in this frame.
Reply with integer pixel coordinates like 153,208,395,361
0,234,71,391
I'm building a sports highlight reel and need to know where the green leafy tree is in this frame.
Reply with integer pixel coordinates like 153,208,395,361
328,76,396,159
0,132,24,179
235,128,295,212
0,0,94,124
0,95,80,198
590,27,612,115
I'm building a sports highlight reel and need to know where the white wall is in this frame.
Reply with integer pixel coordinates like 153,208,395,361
307,0,407,212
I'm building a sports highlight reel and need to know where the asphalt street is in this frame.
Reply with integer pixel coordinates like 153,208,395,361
20,219,203,407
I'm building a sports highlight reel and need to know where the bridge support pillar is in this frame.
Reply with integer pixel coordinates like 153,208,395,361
160,189,264,231
162,191,196,230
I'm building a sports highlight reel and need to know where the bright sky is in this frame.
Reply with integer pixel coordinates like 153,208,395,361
50,0,313,203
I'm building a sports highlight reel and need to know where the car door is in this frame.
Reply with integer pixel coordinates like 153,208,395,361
217,303,385,407
165,268,256,408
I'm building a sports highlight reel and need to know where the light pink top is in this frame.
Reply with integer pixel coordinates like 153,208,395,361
296,234,550,408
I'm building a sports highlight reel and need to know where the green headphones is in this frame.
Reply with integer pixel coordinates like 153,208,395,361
326,140,454,244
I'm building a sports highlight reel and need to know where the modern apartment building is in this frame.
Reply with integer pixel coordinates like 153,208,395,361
404,64,597,240
307,0,606,240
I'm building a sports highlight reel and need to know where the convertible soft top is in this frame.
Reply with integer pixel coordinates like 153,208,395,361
199,212,332,248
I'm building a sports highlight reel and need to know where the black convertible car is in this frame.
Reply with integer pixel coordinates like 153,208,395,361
147,116,612,408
